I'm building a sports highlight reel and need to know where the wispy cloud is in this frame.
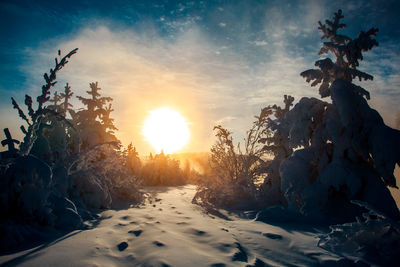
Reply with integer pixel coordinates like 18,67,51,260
2,0,399,154
14,24,253,153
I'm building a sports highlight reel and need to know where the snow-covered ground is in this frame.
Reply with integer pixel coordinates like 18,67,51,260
0,185,363,266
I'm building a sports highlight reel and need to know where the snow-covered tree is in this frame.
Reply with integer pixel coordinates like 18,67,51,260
74,82,117,150
300,9,377,99
276,9,400,222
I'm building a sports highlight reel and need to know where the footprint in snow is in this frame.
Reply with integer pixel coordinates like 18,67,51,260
114,223,128,228
232,242,248,262
153,241,165,247
216,243,233,253
120,215,132,220
117,241,128,251
263,233,283,240
246,258,268,267
187,228,208,236
128,229,143,237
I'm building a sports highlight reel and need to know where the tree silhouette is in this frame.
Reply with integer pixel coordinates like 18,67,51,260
10,48,78,154
273,9,400,221
60,83,74,117
74,82,117,150
48,91,62,112
300,9,378,98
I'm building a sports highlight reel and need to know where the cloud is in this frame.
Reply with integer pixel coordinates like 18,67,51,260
14,24,256,154
3,1,399,154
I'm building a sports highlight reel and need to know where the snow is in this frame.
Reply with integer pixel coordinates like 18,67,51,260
0,185,374,266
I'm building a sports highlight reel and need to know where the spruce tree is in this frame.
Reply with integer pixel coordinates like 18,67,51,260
75,82,117,150
60,83,74,117
275,10,400,221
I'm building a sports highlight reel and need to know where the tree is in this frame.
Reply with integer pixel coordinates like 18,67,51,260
60,83,74,117
300,9,377,98
74,82,117,150
11,48,78,157
276,9,400,222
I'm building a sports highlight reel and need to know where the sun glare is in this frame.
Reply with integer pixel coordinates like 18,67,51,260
142,107,190,154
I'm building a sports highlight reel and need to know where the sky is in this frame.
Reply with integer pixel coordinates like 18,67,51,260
1,0,400,155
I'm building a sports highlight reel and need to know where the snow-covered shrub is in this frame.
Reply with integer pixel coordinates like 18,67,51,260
277,9,400,222
68,142,142,210
193,113,271,210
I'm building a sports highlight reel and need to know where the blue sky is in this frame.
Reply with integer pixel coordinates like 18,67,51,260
1,0,400,154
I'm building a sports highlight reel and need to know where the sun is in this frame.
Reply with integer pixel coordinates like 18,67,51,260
142,107,190,154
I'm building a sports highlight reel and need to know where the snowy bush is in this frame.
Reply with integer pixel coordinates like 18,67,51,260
68,142,142,210
193,114,271,210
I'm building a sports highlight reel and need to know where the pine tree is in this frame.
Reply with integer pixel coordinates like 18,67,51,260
100,103,118,140
48,91,62,112
275,10,400,221
60,83,74,117
10,48,78,155
75,82,117,150
300,9,378,98
76,82,112,122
